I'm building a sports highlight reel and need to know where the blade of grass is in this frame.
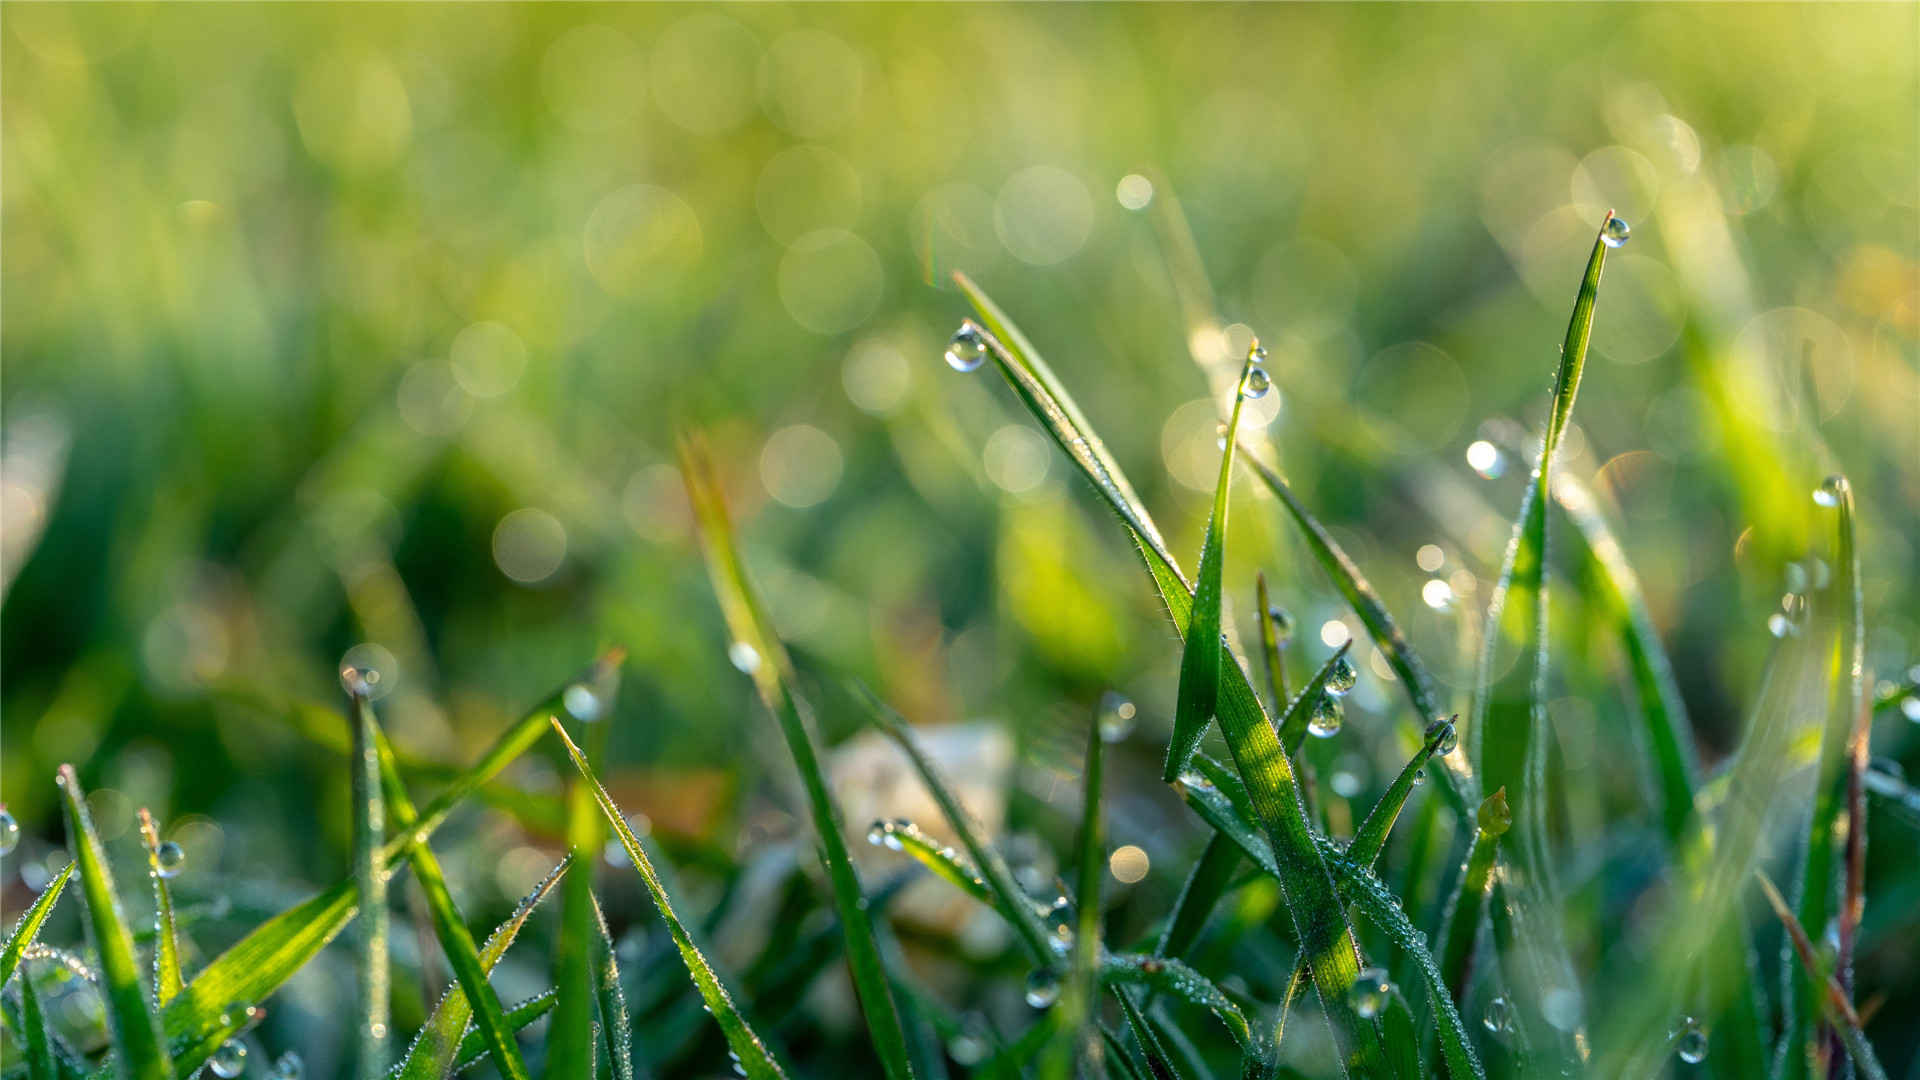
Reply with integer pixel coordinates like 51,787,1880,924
592,894,636,1080
1168,351,1259,778
1045,712,1108,1076
1099,954,1255,1053
1256,572,1290,710
134,810,184,1006
1434,790,1510,1002
17,962,55,1080
451,990,560,1073
957,288,1385,1075
392,856,569,1080
1,860,72,990
1758,872,1889,1080
1100,1024,1153,1080
1275,643,1354,757
1155,834,1239,960
55,764,173,1079
1350,718,1456,870
552,718,608,1079
552,718,789,1080
370,724,531,1080
1112,986,1184,1080
342,677,390,1080
867,819,993,907
680,434,916,1080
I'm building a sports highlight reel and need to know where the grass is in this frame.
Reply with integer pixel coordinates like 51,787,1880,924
0,212,1906,1080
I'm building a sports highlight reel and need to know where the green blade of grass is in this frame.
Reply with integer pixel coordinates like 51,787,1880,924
1155,834,1239,960
1274,643,1354,756
1,860,72,990
953,294,1385,1076
1349,718,1456,870
134,810,183,1006
1112,987,1184,1080
343,680,390,1080
551,718,789,1080
54,764,173,1080
1099,954,1255,1053
866,819,994,907
1168,353,1258,778
680,435,917,1080
1380,987,1422,1080
1758,872,1889,1080
552,719,607,1079
370,723,532,1080
591,894,636,1080
451,990,560,1073
1256,572,1290,710
1099,1023,1153,1080
393,856,569,1080
17,962,55,1080
1045,712,1108,1076
1434,790,1509,1002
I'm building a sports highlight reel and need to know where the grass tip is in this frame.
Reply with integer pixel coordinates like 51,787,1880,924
1477,788,1512,836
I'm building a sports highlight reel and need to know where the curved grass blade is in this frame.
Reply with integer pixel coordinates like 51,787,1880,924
1156,834,1239,960
867,820,993,907
1758,872,1889,1080
680,434,916,1080
371,726,531,1080
55,765,172,1080
17,962,55,1080
1434,790,1510,1002
451,990,559,1074
134,810,183,1007
392,856,569,1080
1274,643,1354,756
343,680,391,1080
956,286,1384,1075
1,860,72,990
1168,353,1259,778
1349,718,1456,870
592,894,635,1080
1112,986,1184,1080
1256,572,1290,710
551,718,789,1080
1100,954,1255,1053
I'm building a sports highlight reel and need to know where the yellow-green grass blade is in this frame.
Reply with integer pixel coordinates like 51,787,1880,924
1349,718,1456,871
134,810,183,1007
1759,872,1889,1080
552,717,607,1079
1,860,72,990
1275,642,1354,757
680,435,916,1080
1154,834,1239,961
867,819,993,908
592,893,635,1080
1433,790,1509,1003
343,681,391,1080
1112,986,1184,1080
1168,354,1258,778
953,291,1385,1076
55,765,173,1079
392,856,569,1080
371,725,531,1080
17,962,55,1080
551,718,789,1080
1099,954,1255,1054
153,657,609,1067
1256,572,1290,710
451,990,559,1073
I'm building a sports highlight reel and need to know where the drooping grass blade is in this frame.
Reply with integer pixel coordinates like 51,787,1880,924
1256,572,1290,709
1156,834,1239,961
370,725,531,1080
680,434,917,1080
552,718,790,1080
1168,351,1260,778
16,961,55,1080
54,764,173,1079
1100,953,1256,1054
952,290,1385,1074
134,809,184,1006
593,893,636,1080
392,856,569,1080
1758,872,1889,1080
451,990,560,1073
343,678,390,1080
1434,790,1509,1002
1112,986,1184,1080
1,860,72,989
1274,643,1354,756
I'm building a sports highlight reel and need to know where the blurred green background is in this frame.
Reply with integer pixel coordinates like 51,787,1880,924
3,2,1916,1073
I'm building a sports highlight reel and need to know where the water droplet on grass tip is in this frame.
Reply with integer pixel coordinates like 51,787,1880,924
156,841,186,879
866,821,887,846
1241,366,1272,399
1024,969,1061,1008
1097,691,1136,742
1675,1018,1707,1063
1484,995,1514,1034
727,641,762,674
1813,474,1847,507
1602,216,1631,248
1325,656,1358,695
1308,694,1343,738
0,809,18,856
1248,341,1268,365
210,1040,247,1078
1434,721,1459,756
269,1052,304,1080
945,325,988,373
1349,967,1390,1018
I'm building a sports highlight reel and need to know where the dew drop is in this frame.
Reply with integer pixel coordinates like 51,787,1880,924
1675,1017,1707,1064
1601,216,1632,248
1267,606,1295,641
562,683,603,722
210,1039,248,1078
1248,341,1268,365
727,641,762,675
1812,474,1847,507
1308,694,1343,738
1024,968,1062,1008
1349,967,1391,1019
866,820,887,847
0,809,18,856
1097,691,1137,743
1241,366,1273,400
945,325,989,373
1484,995,1514,1034
1412,769,1427,787
1325,656,1359,695
884,819,909,851
155,841,186,879
269,1052,305,1080
1435,723,1460,756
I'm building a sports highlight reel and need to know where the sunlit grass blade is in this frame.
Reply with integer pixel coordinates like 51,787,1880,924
1758,872,1889,1080
343,679,391,1080
867,819,993,907
957,283,1384,1074
127,814,183,1019
17,962,55,1080
155,658,607,1066
592,894,635,1080
1168,352,1258,778
1434,790,1509,1002
1274,643,1353,756
393,856,568,1080
54,764,173,1079
1156,834,1239,960
1256,572,1290,709
1790,473,1864,1080
1350,718,1456,870
680,434,916,1080
451,990,560,1073
370,726,531,1080
1380,987,1422,1080
1100,954,1256,1053
1112,987,1184,1080
1,860,72,989
859,691,1056,962
552,718,789,1080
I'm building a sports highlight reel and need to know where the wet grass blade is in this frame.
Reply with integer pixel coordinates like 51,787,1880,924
1168,353,1258,778
1155,834,1239,960
1758,872,1889,1080
1100,954,1255,1053
680,435,916,1080
371,725,531,1080
552,720,607,1079
55,764,173,1079
1,860,72,989
1046,714,1108,1075
869,820,994,907
1434,790,1510,1002
17,962,55,1080
344,681,390,1080
957,283,1385,1074
451,990,560,1073
134,810,184,1006
1274,643,1354,756
1100,1024,1153,1080
392,856,569,1080
592,894,636,1080
1112,987,1184,1080
1349,718,1456,870
1256,572,1290,709
552,718,789,1080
